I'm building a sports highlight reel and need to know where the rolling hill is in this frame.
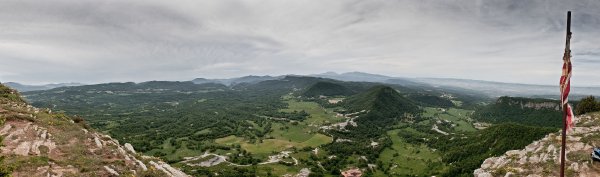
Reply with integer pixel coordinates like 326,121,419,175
342,85,420,116
302,82,354,97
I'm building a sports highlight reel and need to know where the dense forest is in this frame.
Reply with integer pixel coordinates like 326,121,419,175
25,80,296,154
406,93,455,108
302,82,355,97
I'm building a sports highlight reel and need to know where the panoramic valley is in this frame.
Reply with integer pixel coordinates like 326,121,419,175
1,72,598,176
2,1,600,177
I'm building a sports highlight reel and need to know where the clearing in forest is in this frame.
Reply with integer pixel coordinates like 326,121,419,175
423,107,476,132
379,129,446,176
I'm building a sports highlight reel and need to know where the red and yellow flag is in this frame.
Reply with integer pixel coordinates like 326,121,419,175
560,33,574,130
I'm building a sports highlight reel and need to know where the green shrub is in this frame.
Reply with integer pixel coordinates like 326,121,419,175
5,113,34,122
575,96,600,115
0,84,23,102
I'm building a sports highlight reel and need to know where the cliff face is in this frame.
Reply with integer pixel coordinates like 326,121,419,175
474,112,600,177
473,96,563,128
497,96,560,111
0,84,189,177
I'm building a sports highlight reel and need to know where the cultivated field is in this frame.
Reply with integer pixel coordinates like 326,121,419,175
423,107,476,132
379,129,446,176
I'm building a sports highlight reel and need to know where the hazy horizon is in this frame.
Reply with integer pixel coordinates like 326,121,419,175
4,71,600,88
1,0,599,86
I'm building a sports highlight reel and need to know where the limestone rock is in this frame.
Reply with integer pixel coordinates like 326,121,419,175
94,136,103,149
104,166,120,176
124,143,136,154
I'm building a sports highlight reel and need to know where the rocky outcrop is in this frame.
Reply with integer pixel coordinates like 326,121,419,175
0,122,56,156
498,97,560,111
149,161,189,177
474,113,600,177
104,166,120,176
124,143,136,153
0,84,189,177
522,102,560,110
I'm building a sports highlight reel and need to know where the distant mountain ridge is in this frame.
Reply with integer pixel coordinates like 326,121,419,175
3,82,83,92
191,75,282,86
411,78,600,98
7,71,600,98
311,72,600,98
311,71,396,82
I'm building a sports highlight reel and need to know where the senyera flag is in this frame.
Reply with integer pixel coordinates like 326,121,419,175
560,40,574,131
566,104,574,130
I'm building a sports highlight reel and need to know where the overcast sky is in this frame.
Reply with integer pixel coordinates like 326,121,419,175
0,0,599,86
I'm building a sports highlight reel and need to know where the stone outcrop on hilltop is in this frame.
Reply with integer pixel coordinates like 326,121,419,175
0,84,189,177
498,97,560,111
474,112,600,177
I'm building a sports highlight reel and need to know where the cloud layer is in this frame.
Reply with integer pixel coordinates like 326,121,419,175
0,0,599,86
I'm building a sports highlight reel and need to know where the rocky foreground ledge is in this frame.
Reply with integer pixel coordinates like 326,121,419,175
0,84,189,177
474,113,600,177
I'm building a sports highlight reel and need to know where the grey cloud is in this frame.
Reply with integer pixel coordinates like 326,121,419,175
0,0,598,86
575,58,600,64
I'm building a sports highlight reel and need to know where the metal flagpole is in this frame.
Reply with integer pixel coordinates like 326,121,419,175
560,11,571,177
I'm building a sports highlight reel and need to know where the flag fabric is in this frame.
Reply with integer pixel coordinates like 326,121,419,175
560,53,572,106
560,33,574,131
566,104,575,130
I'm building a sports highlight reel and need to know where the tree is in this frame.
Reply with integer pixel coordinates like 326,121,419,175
575,96,600,115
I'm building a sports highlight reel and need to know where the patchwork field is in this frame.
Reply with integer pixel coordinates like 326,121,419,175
423,107,476,132
216,133,331,155
145,137,204,161
379,129,446,176
281,99,344,125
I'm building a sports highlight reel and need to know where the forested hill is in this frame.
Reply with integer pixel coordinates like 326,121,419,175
406,93,455,108
325,85,422,142
232,76,339,92
473,96,563,128
342,85,420,117
302,82,354,97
